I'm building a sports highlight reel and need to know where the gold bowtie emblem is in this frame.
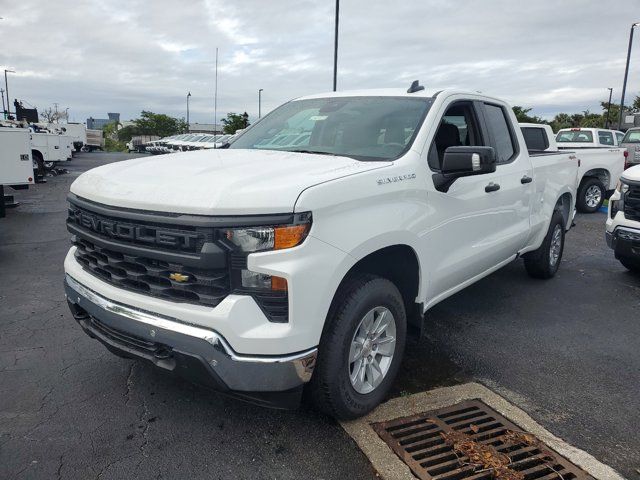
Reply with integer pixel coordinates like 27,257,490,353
169,272,190,283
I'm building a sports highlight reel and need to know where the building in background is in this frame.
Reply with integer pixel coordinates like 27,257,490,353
86,112,120,129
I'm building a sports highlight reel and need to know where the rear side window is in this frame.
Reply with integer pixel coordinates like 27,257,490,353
521,127,549,151
598,131,614,146
483,104,516,163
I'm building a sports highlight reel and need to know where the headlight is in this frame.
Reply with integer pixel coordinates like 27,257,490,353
224,214,311,253
615,179,629,194
612,179,629,218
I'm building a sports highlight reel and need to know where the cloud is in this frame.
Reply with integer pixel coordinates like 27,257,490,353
0,0,637,124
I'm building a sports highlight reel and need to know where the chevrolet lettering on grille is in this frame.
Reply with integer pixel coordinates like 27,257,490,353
71,208,199,249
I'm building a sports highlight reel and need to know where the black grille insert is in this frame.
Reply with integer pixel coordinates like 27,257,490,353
74,238,229,307
67,203,212,254
624,183,640,221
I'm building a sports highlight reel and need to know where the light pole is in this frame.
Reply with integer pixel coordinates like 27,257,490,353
1,88,5,119
618,22,640,129
4,69,15,118
333,0,339,91
605,87,613,128
258,88,263,118
186,92,191,131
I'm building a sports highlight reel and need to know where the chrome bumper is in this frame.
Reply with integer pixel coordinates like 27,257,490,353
64,275,317,407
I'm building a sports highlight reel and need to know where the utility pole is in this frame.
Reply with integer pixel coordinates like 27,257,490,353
214,47,219,142
333,0,339,91
4,69,15,118
605,88,613,129
618,23,640,129
186,92,191,131
54,102,59,123
1,88,5,119
258,88,263,118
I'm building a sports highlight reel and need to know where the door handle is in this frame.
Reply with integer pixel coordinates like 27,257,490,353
521,175,533,184
485,182,500,193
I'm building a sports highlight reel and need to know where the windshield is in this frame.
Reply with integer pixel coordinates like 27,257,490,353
229,96,432,160
556,130,593,143
622,130,640,143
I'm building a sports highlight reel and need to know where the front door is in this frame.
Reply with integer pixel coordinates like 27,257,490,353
423,99,532,303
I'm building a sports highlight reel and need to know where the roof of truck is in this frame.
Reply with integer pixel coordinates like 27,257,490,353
295,87,487,101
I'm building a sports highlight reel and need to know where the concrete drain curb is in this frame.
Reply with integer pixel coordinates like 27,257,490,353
340,382,624,480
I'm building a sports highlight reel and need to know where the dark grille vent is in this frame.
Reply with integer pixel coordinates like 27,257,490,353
74,239,229,307
624,184,640,221
373,400,592,480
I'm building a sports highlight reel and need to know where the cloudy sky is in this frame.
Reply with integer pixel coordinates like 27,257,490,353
1,0,638,124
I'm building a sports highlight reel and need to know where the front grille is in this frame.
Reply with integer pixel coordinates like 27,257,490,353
74,238,229,307
67,203,211,255
624,184,640,221
67,196,291,320
373,400,592,480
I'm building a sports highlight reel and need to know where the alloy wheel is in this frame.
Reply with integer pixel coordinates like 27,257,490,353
348,306,397,394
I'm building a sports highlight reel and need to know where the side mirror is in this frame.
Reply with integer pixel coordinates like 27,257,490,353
433,146,496,192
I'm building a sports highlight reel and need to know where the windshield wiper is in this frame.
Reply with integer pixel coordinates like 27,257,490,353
287,149,338,156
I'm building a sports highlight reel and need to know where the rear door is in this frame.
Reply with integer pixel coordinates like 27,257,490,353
478,102,534,257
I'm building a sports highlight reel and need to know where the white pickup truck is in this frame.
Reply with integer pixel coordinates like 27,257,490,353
64,85,578,418
554,127,626,212
606,164,640,273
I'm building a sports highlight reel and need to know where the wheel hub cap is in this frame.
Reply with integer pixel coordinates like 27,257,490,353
585,185,602,208
348,306,397,395
550,225,562,266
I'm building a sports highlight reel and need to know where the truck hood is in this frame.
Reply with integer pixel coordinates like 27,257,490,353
70,149,391,215
622,164,640,182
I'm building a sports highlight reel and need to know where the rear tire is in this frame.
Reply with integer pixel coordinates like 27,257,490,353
309,274,406,420
32,151,45,177
577,177,605,213
619,257,640,273
524,210,566,279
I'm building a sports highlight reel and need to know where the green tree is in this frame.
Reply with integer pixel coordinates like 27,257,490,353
221,112,250,134
512,106,546,124
117,124,140,142
133,111,188,137
103,122,127,152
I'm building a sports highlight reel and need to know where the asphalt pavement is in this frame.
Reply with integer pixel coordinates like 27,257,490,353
1,152,638,479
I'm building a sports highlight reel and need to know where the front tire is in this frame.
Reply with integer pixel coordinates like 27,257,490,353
577,177,605,213
524,210,566,279
310,274,406,420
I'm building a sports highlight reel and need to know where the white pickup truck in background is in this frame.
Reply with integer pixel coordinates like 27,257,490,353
523,126,626,213
64,85,578,418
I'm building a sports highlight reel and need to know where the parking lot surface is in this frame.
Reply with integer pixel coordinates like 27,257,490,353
1,152,638,479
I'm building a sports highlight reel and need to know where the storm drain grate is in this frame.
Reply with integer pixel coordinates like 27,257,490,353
372,400,592,480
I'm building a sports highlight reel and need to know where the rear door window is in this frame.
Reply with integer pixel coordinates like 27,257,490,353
598,131,614,146
483,104,516,163
521,127,549,151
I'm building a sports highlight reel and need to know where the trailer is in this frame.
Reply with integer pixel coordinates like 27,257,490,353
0,128,34,218
126,135,159,152
84,129,104,151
